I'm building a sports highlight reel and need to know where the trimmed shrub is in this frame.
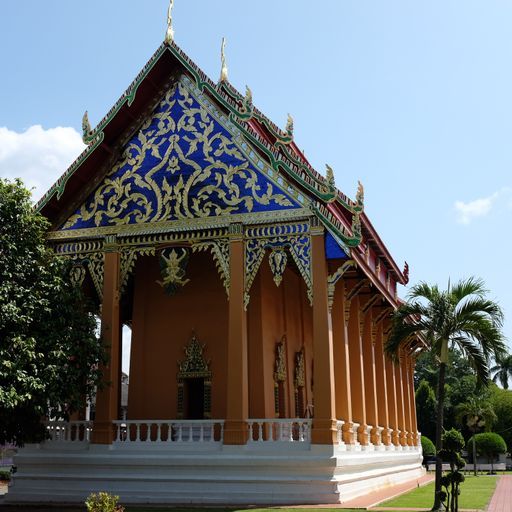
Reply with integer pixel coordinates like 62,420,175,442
421,435,436,456
85,492,124,512
469,432,507,472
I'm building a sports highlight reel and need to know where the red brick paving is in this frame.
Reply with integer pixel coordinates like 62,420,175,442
486,475,512,512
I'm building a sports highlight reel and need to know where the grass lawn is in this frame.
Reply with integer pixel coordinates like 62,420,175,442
382,474,498,510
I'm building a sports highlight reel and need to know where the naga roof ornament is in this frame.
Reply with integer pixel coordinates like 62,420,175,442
356,180,364,208
165,0,175,44
219,37,228,83
81,111,93,145
286,113,294,137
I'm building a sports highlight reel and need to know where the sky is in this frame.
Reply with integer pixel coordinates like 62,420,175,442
1,1,511,372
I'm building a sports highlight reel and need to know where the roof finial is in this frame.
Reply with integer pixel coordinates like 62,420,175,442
220,37,228,83
286,113,294,136
356,180,364,206
325,164,335,188
165,0,175,44
82,111,92,144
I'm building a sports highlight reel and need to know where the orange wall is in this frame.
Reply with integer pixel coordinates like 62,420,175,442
128,251,228,420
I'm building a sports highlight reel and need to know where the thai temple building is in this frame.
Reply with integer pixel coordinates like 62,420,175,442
7,5,423,506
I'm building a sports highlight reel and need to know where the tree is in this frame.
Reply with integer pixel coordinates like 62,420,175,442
489,385,512,453
385,279,506,511
416,380,437,440
470,432,507,474
455,395,496,476
0,179,105,446
439,429,465,512
491,353,512,389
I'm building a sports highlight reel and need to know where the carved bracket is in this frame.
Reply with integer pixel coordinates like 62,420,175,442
327,259,355,312
192,239,230,298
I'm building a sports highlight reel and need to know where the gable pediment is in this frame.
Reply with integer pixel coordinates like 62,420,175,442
60,77,306,233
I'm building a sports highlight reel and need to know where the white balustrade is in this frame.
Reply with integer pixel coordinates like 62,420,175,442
112,420,224,444
336,420,344,444
247,419,311,443
45,421,92,442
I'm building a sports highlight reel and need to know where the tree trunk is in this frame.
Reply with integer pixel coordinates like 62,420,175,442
472,435,477,477
433,359,446,511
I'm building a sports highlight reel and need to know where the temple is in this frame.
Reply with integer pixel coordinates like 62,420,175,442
7,12,423,505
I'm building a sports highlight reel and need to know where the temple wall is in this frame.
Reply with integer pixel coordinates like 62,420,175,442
247,262,312,419
128,252,228,420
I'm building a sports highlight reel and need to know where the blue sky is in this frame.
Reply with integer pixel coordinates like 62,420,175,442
1,1,511,365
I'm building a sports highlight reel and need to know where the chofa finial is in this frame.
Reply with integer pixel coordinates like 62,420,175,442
356,180,364,206
220,37,228,83
286,114,294,136
165,0,175,44
82,111,92,144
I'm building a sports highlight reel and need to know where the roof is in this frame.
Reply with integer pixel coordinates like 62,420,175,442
37,39,408,301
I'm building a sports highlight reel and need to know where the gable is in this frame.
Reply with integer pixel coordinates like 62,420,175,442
61,77,305,232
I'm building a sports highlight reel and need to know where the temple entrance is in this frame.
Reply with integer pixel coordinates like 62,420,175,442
177,334,212,419
184,377,205,419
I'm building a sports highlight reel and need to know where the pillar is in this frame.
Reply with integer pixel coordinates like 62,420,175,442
362,308,379,446
332,280,353,444
92,248,121,444
348,296,368,445
396,351,408,447
409,356,419,445
374,322,391,446
224,224,249,444
310,225,337,444
403,354,414,446
384,343,400,447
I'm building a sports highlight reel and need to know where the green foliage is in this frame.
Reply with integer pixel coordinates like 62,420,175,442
470,432,507,464
0,179,105,446
489,385,512,452
85,492,124,512
0,469,11,481
421,435,436,456
491,353,512,389
416,380,437,440
439,428,466,512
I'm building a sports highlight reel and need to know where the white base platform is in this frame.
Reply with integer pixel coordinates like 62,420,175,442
7,443,424,505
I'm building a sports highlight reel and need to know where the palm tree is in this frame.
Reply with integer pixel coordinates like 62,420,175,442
455,396,497,476
385,277,505,512
491,353,512,389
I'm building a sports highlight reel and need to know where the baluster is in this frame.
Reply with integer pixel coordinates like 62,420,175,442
156,423,162,442
135,423,141,442
177,424,183,442
188,424,193,442
116,423,121,442
220,422,224,443
289,422,294,442
199,423,204,442
300,422,305,442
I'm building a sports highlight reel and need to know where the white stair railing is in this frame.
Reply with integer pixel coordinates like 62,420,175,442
45,421,92,442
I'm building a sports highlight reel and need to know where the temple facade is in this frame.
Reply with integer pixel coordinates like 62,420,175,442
7,24,423,506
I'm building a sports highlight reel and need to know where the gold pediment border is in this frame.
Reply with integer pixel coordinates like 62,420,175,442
48,208,311,242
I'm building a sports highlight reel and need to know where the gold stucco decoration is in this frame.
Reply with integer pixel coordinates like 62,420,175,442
157,247,190,295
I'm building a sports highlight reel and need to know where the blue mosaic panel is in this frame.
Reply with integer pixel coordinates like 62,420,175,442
62,80,300,231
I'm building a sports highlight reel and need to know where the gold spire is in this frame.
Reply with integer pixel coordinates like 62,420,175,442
165,0,175,44
220,37,228,83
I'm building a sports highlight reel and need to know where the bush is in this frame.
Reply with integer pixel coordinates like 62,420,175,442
421,435,436,456
85,492,124,512
0,469,11,481
469,432,507,472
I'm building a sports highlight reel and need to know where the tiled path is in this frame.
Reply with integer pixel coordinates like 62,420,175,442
486,475,512,512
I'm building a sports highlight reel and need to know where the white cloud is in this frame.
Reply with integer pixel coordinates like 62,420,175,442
454,187,512,225
0,125,85,201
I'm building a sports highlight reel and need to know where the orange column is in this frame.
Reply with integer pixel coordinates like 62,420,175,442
374,322,391,446
403,354,414,447
384,344,400,447
224,225,249,444
92,248,121,444
348,296,368,445
396,352,408,447
409,356,419,445
362,308,379,446
310,226,337,445
332,280,353,444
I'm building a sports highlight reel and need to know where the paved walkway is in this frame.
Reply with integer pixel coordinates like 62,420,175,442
486,475,512,512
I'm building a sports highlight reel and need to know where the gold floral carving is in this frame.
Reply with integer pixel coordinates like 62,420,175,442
274,336,287,382
63,80,294,231
192,239,230,298
268,248,287,287
120,246,156,293
294,349,305,389
327,259,355,312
